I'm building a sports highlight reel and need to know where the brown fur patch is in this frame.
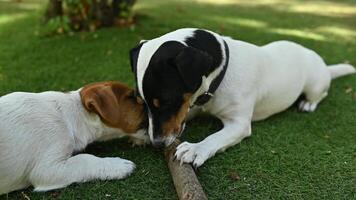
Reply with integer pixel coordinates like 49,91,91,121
136,96,144,105
80,81,146,134
153,98,160,108
162,93,192,136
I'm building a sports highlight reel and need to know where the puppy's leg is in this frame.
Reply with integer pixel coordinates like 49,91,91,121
298,92,328,112
175,101,254,168
299,76,330,112
129,130,150,146
30,154,135,192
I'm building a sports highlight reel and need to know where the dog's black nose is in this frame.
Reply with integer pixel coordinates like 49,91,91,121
152,139,165,148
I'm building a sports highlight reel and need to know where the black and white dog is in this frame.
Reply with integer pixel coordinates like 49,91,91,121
130,28,355,168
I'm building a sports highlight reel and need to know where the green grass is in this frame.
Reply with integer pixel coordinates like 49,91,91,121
0,0,355,199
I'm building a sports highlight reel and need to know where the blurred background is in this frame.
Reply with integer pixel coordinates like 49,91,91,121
0,0,355,199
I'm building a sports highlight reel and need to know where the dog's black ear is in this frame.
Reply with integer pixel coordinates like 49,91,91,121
129,41,147,74
174,47,213,92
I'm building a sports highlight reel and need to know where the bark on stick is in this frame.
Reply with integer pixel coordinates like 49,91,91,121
164,140,208,200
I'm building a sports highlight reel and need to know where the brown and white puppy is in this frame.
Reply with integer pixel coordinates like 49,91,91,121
0,81,148,195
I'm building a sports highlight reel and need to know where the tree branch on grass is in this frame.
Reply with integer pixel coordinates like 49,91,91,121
164,140,208,200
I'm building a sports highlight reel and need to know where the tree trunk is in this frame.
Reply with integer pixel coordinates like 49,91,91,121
112,0,136,17
97,0,114,27
44,0,63,23
43,0,136,33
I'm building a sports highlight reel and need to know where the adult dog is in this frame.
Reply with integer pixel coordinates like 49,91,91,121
130,28,355,168
0,81,148,195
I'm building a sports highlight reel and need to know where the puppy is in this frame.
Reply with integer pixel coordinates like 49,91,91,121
0,81,148,195
129,28,355,168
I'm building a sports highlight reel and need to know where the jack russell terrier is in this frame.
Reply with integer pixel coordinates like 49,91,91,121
129,28,355,168
0,81,148,195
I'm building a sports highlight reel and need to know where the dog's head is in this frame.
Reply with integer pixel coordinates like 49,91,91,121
130,29,223,147
80,81,147,134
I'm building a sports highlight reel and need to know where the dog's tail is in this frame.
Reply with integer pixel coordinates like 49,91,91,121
328,64,356,79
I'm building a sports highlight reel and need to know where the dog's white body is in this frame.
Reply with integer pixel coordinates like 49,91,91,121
138,29,356,167
0,89,146,195
200,39,336,121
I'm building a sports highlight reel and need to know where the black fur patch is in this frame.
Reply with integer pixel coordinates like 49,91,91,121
129,41,146,76
185,29,223,75
142,41,188,138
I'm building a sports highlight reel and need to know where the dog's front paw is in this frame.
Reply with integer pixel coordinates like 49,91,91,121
174,142,216,168
129,131,150,147
103,157,136,180
128,137,150,147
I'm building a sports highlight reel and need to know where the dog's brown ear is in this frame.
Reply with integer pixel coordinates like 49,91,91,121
80,81,146,133
80,83,121,126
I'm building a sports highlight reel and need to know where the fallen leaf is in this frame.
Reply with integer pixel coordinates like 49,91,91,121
229,172,241,181
345,87,352,94
219,25,225,33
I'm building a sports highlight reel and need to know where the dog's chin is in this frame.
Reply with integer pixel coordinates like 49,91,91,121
161,122,186,147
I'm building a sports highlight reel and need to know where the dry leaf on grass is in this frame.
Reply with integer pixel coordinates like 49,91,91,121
229,172,241,181
345,87,352,94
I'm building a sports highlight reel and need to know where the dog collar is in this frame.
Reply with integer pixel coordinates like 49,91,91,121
193,40,229,106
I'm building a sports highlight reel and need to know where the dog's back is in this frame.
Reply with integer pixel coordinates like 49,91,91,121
0,91,80,194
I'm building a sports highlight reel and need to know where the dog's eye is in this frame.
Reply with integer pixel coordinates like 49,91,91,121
153,99,160,108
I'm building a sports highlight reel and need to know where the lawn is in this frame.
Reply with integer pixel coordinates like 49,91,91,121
0,0,355,199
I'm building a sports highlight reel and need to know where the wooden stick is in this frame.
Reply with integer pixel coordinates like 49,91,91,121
164,140,208,200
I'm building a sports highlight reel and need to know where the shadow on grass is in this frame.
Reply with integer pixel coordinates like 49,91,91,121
0,0,42,15
0,0,354,95
135,0,355,42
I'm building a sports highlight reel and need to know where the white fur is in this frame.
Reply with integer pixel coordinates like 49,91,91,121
139,28,356,168
0,89,148,195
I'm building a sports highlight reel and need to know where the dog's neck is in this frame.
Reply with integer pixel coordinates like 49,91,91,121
190,40,230,107
190,66,224,107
